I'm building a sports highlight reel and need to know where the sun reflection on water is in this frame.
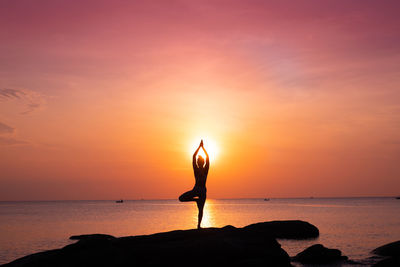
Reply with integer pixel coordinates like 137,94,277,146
199,199,215,228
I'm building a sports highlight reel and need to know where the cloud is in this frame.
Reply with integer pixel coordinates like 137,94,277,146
382,140,400,145
0,88,25,99
0,121,28,146
0,136,27,146
20,103,42,115
0,122,14,134
0,89,43,145
0,88,45,114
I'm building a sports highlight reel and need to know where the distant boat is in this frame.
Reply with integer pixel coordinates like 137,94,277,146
396,197,400,200
116,200,124,203
264,198,270,201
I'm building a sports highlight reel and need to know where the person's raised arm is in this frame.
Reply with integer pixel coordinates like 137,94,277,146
192,141,202,168
202,142,210,171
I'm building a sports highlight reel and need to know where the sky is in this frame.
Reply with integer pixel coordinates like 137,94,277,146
1,0,400,200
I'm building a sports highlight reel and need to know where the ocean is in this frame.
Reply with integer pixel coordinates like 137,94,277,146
0,198,399,265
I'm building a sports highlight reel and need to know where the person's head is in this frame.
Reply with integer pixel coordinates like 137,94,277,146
197,155,205,168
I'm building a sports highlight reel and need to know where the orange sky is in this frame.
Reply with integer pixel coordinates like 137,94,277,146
1,0,400,200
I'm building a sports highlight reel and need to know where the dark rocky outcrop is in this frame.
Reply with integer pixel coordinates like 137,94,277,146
244,220,319,239
372,240,400,257
2,220,319,267
292,244,348,264
372,240,400,267
69,234,115,241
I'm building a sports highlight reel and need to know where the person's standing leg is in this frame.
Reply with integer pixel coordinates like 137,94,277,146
196,196,206,229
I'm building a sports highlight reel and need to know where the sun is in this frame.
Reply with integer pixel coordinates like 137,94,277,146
189,138,219,162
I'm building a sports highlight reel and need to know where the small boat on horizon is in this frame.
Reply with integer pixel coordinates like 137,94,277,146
264,198,270,201
116,199,124,203
396,197,400,200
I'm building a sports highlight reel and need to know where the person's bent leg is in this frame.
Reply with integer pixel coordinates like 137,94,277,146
179,190,196,202
196,197,206,229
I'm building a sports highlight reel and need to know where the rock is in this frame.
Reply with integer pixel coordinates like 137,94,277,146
1,220,318,267
372,240,400,257
69,234,115,241
244,220,319,239
292,244,348,264
372,240,400,267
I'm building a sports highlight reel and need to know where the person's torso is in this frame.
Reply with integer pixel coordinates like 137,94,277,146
194,167,208,187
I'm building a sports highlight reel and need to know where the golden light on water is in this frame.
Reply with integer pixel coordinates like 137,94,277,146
199,200,215,228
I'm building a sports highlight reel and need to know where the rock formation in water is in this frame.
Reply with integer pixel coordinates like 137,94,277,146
372,240,400,267
2,220,318,267
292,244,348,264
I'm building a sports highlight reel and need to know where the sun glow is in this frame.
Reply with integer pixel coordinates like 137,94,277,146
189,138,219,162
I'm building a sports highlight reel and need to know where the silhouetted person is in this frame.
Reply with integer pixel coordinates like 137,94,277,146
179,140,210,229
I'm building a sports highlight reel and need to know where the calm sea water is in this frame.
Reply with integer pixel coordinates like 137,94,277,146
0,198,399,265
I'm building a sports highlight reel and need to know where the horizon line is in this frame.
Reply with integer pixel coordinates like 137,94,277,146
0,196,399,202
